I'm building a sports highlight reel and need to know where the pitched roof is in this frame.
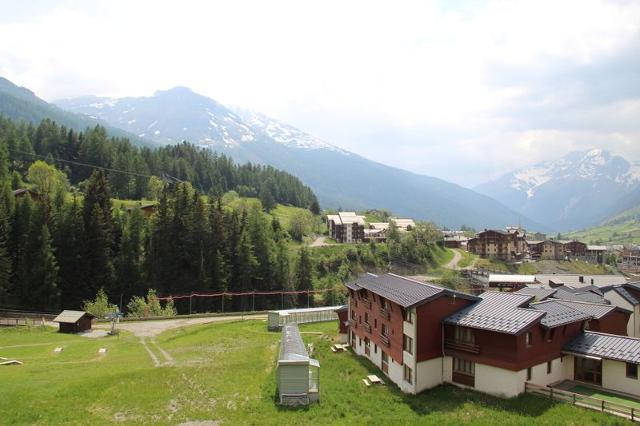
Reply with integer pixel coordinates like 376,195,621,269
554,300,629,318
535,274,628,288
488,274,537,284
552,286,608,304
515,287,557,301
444,292,544,335
345,273,478,309
563,332,640,364
530,300,593,328
52,310,93,323
607,285,640,306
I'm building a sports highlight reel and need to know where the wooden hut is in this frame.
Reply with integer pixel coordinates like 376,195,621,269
52,310,94,333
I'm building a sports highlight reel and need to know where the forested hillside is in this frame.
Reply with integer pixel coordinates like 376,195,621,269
0,117,447,315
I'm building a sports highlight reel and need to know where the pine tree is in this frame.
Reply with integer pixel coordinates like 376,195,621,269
54,196,86,308
294,247,314,308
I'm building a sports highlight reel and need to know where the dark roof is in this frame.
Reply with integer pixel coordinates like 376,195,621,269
515,287,557,301
563,332,640,364
530,300,593,328
609,285,640,306
444,292,544,335
556,300,631,318
552,286,608,304
345,273,478,309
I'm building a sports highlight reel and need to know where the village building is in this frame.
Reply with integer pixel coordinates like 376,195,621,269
602,283,640,338
344,273,640,399
13,188,42,201
326,212,365,243
443,235,470,249
585,245,608,264
467,229,528,261
390,218,416,232
527,240,566,261
364,222,389,243
52,310,94,334
620,246,640,273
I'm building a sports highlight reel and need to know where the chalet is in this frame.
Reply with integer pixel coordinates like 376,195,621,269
364,222,388,243
326,212,365,243
390,218,415,232
562,240,587,257
620,246,640,273
563,332,640,398
52,310,94,333
527,240,565,260
467,229,527,261
125,203,157,217
345,274,638,399
443,235,469,249
586,245,607,264
346,273,479,393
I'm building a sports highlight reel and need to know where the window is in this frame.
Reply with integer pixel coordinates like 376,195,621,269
525,331,533,347
627,363,638,379
527,367,532,381
364,312,369,324
380,297,387,309
455,326,474,343
403,309,413,324
381,323,389,337
547,361,552,374
403,365,413,384
374,344,377,354
403,334,413,355
351,309,356,320
453,358,475,376
374,319,377,329
358,337,362,346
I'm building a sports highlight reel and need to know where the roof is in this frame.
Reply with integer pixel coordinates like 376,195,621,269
444,292,544,335
269,305,346,315
563,332,640,364
345,273,478,309
530,300,592,328
369,222,390,230
444,235,469,242
552,286,608,304
52,310,93,323
606,285,640,306
390,218,415,229
278,323,310,363
535,274,628,288
515,287,557,301
489,274,537,284
554,300,629,319
587,245,608,251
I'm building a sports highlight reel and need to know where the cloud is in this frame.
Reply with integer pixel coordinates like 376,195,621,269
0,0,638,186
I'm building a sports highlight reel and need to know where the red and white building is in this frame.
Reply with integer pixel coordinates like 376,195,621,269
345,273,639,398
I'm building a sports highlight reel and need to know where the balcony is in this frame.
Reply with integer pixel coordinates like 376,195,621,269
363,322,371,334
445,339,480,354
379,333,390,347
379,307,390,320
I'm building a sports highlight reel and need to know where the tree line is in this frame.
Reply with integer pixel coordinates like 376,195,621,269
0,117,320,314
0,116,319,212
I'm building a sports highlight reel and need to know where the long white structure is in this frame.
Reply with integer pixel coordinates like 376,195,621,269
267,305,346,331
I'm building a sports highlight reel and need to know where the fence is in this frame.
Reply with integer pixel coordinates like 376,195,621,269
0,309,56,327
525,382,638,422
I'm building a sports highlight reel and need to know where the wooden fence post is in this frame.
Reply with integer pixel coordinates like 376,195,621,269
572,393,576,405
601,400,605,412
550,387,553,400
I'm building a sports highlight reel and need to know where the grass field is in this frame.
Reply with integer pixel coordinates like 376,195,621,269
475,258,611,275
0,320,629,425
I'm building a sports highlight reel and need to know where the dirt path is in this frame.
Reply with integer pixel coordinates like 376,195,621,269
445,249,463,270
94,314,266,367
309,235,334,247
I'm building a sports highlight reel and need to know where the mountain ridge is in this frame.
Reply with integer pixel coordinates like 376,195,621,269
45,82,545,230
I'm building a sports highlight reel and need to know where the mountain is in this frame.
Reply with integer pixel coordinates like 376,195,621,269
0,77,152,147
565,205,640,245
55,86,546,230
475,149,640,231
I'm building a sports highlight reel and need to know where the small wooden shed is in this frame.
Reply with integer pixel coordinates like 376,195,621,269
276,323,319,406
52,310,94,333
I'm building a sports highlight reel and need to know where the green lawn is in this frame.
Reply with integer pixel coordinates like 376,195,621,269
456,249,478,269
569,385,640,410
0,321,629,425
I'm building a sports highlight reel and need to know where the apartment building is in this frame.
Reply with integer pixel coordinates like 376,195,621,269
467,229,528,261
326,212,365,243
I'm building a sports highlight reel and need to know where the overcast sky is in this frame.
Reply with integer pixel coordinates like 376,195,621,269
1,0,639,187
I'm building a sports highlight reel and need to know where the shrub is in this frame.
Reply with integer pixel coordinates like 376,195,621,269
82,288,118,319
126,289,177,318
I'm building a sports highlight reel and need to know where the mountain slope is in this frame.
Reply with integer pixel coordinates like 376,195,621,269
475,149,640,231
0,77,152,147
565,205,640,245
55,86,547,230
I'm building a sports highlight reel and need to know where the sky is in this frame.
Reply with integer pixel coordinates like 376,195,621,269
0,0,639,187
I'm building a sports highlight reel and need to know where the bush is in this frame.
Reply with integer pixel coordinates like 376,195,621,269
126,289,177,318
82,288,118,319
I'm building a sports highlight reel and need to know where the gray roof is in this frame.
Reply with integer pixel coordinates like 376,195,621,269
564,332,640,364
278,323,309,362
345,273,478,309
515,287,557,301
555,300,625,318
611,285,640,305
444,292,544,335
536,274,628,288
552,286,608,304
52,310,93,323
530,300,593,328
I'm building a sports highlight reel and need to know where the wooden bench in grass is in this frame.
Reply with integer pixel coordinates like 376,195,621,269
363,379,371,387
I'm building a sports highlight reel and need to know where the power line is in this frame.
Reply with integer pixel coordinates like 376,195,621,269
7,148,183,183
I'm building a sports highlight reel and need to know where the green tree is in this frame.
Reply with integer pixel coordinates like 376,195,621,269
294,247,314,307
82,288,118,318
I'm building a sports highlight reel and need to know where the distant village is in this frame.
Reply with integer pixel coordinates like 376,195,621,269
324,210,640,274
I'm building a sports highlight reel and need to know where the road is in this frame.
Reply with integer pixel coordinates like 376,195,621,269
445,249,463,270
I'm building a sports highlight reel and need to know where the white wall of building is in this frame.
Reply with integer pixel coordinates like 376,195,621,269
602,359,640,397
474,363,527,398
528,357,567,387
415,357,446,393
604,290,639,337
